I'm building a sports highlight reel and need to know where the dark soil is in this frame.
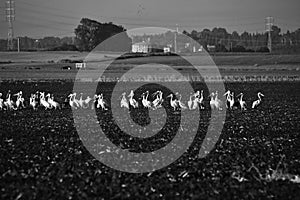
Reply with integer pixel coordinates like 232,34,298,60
0,81,299,200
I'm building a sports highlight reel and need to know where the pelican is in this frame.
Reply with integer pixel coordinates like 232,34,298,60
198,90,205,109
91,94,98,110
187,93,193,110
214,91,223,110
141,91,152,109
120,92,129,109
96,94,108,110
29,94,38,111
167,93,178,111
128,90,139,108
224,90,234,109
175,92,187,109
191,90,205,110
191,91,199,110
4,90,16,110
39,92,51,110
0,93,4,110
252,92,264,109
237,93,246,111
77,93,84,108
14,91,25,109
68,93,79,109
72,93,80,108
152,90,163,110
47,94,60,110
209,92,217,110
45,93,53,109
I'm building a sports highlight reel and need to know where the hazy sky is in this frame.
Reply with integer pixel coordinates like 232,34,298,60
0,0,299,38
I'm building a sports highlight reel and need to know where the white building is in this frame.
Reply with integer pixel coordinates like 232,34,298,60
76,63,86,69
163,47,171,53
132,42,151,53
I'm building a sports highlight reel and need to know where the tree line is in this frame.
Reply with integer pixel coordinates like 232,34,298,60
0,17,299,53
133,26,300,53
0,36,76,51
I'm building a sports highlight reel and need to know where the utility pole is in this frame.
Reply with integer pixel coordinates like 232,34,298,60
17,37,20,52
6,0,15,51
174,24,178,53
265,16,274,53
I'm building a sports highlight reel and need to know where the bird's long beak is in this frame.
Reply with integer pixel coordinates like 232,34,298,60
152,92,158,97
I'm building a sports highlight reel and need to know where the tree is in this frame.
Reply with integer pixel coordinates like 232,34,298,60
75,18,132,52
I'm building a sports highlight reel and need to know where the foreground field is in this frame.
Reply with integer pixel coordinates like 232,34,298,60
0,81,299,199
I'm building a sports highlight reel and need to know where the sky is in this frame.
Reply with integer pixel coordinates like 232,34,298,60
0,0,299,39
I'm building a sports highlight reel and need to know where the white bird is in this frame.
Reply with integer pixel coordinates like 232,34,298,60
68,93,79,109
214,91,223,110
91,94,98,110
167,93,178,111
191,90,205,110
237,93,247,111
39,92,51,110
128,90,139,108
77,93,84,108
198,90,205,110
14,91,26,109
187,93,193,110
209,92,217,110
4,90,16,110
175,92,187,109
120,92,129,109
72,93,80,108
47,94,60,110
152,91,163,110
0,93,4,110
141,91,152,109
252,92,264,109
45,93,53,109
96,93,108,110
224,90,234,109
29,94,38,111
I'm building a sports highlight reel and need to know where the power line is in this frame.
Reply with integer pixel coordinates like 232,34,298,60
17,12,77,27
16,0,266,30
17,18,74,33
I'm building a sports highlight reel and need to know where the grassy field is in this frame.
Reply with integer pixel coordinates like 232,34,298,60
0,51,299,82
1,51,300,66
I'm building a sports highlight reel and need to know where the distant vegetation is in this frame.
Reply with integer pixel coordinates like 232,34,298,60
0,18,299,54
0,18,132,52
133,26,300,54
74,18,132,52
0,36,76,52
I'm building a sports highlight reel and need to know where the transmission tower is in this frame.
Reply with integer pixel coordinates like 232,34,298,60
265,16,274,53
6,0,15,51
174,24,178,53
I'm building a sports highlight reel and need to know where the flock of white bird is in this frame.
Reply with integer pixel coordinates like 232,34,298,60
0,89,264,112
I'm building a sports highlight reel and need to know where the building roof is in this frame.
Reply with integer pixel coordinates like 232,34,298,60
132,41,151,46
